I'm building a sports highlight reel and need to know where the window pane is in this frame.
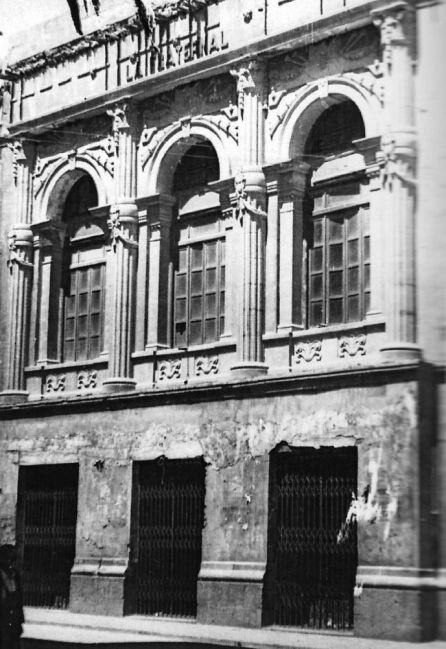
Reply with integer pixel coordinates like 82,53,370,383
206,268,216,291
364,264,370,291
220,240,225,264
329,271,343,296
175,274,187,297
191,295,202,319
348,239,359,265
66,295,76,317
348,267,359,293
91,266,102,289
204,319,216,343
91,290,101,312
313,220,323,245
347,211,359,238
90,313,101,336
79,269,89,291
175,298,186,321
328,218,343,242
220,265,225,286
64,340,75,361
364,291,371,314
175,322,186,348
219,291,225,315
205,293,216,317
311,247,323,272
328,298,343,324
363,208,370,235
329,244,343,269
70,272,77,294
190,321,202,345
191,245,203,270
77,338,87,359
310,301,323,327
65,318,75,340
311,274,323,300
78,292,88,314
89,336,100,359
347,295,360,322
78,315,88,337
191,271,202,294
178,248,187,272
206,242,217,266
364,236,370,263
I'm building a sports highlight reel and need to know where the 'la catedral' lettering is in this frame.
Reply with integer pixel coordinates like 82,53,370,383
158,26,229,70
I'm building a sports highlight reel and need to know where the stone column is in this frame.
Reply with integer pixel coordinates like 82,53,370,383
102,103,139,392
372,1,420,360
230,61,268,377
0,141,35,404
143,194,175,351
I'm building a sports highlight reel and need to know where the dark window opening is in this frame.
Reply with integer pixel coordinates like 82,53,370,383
305,101,365,159
16,464,79,609
264,446,358,630
127,457,206,618
173,142,219,192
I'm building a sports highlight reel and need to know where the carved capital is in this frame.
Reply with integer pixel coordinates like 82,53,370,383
107,102,135,149
107,203,138,251
378,131,416,188
6,226,33,273
233,168,267,222
371,1,413,48
230,59,267,112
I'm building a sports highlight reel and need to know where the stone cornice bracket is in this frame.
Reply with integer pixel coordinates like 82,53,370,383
107,204,138,251
378,132,417,189
371,1,415,61
230,59,267,116
7,140,27,183
107,102,135,150
233,170,267,222
6,230,33,273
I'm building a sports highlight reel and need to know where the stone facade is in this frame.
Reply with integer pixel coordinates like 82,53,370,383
0,0,445,643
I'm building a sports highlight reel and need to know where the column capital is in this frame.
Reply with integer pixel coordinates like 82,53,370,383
230,58,267,93
107,201,138,251
106,101,137,139
371,1,414,46
6,224,33,273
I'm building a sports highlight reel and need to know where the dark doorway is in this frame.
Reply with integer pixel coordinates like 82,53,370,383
127,457,205,618
17,464,79,608
264,445,357,629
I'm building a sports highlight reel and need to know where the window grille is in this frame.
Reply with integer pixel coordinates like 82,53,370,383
17,464,78,609
264,446,357,630
127,458,205,618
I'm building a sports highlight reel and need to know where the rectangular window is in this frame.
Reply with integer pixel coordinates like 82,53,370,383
308,207,369,327
264,446,357,629
174,237,225,347
63,262,105,361
16,464,79,609
127,458,205,618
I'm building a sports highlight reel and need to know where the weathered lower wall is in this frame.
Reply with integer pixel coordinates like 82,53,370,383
0,375,437,638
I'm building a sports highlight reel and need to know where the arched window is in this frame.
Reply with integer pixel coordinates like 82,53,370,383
61,175,105,361
305,100,370,327
171,142,225,347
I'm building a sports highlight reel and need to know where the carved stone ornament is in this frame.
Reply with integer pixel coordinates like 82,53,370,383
233,171,266,222
46,374,66,393
82,136,115,176
294,339,322,363
372,3,409,48
106,103,131,149
33,154,62,197
77,369,98,389
8,140,26,183
158,359,182,381
195,356,219,376
139,126,163,170
339,333,367,358
107,206,138,251
6,234,33,272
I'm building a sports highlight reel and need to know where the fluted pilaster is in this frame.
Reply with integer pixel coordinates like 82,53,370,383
372,1,420,359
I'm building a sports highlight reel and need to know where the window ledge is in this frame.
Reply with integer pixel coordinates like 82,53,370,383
263,319,385,343
132,339,236,360
25,356,109,374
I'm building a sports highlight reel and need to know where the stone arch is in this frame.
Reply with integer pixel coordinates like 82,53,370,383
35,155,110,223
276,76,382,161
142,119,235,195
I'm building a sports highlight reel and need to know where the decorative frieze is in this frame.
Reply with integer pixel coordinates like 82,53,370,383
339,333,367,358
77,370,98,390
158,359,182,381
294,339,322,363
195,356,219,376
46,374,66,393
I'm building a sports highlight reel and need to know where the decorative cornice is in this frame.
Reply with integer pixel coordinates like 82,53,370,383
9,0,217,78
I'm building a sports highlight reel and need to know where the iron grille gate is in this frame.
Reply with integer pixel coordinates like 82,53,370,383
128,457,205,618
264,446,357,630
17,464,78,608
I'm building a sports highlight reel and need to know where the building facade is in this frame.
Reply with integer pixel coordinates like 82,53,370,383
0,0,445,643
